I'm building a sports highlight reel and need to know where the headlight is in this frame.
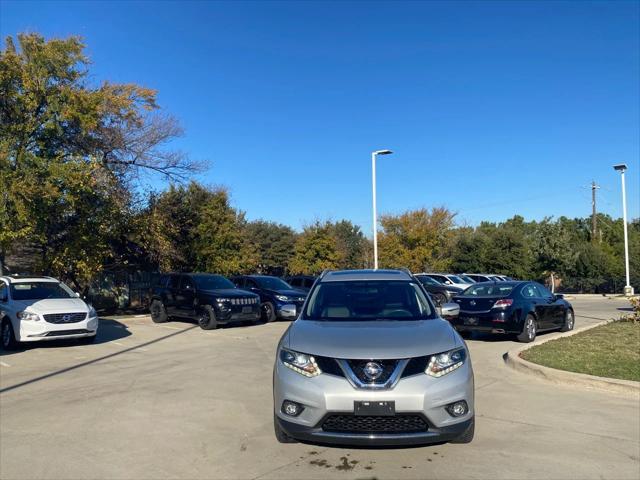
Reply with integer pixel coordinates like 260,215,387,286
88,306,97,318
280,348,321,377
425,348,466,377
275,295,291,302
216,298,229,304
17,311,40,321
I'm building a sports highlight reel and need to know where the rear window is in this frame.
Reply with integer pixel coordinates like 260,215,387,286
302,281,434,321
461,284,514,296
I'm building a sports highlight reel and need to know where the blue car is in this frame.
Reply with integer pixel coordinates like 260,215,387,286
230,275,307,322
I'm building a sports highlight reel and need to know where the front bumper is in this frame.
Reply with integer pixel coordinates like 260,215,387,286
277,415,472,446
216,306,261,324
274,358,474,446
19,316,99,342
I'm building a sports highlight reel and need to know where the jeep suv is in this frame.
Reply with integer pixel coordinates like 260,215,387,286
149,273,260,330
0,275,99,350
230,275,307,322
273,269,474,446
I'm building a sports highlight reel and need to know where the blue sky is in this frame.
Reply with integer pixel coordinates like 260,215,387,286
2,0,638,232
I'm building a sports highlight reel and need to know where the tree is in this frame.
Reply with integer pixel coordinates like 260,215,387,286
244,220,297,274
377,207,456,271
0,33,200,277
288,222,340,274
331,220,368,270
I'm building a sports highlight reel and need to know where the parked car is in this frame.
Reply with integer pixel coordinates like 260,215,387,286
414,273,464,306
273,269,474,446
284,275,317,293
456,274,477,284
450,281,574,342
422,273,473,290
0,275,99,350
463,273,494,283
149,273,260,330
231,275,306,322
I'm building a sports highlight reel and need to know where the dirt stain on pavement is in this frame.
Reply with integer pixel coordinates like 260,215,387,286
335,456,355,471
310,459,329,468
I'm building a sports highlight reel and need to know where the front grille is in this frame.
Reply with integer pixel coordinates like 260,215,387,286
45,329,91,336
230,297,257,305
322,414,428,434
314,356,345,378
43,312,87,324
347,359,399,384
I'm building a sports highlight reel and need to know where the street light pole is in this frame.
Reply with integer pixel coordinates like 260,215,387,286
613,163,634,296
371,150,393,270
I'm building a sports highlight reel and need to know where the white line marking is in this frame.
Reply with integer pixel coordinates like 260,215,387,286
0,361,10,367
134,315,147,318
113,341,125,346
162,326,181,330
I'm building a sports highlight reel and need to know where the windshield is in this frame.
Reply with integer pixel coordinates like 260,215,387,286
303,281,434,321
446,275,465,284
10,282,75,300
458,275,476,284
254,277,292,290
416,275,439,286
192,275,236,290
461,284,514,297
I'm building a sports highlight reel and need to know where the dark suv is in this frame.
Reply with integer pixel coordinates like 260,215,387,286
230,275,307,322
414,274,463,307
149,273,260,330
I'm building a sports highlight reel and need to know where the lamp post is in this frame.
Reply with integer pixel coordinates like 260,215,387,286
613,163,634,296
372,149,393,270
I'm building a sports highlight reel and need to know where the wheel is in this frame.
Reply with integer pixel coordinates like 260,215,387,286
274,413,297,443
560,309,574,332
451,417,475,444
150,299,168,323
262,302,277,323
1,320,18,351
78,334,97,344
197,305,218,330
432,293,447,307
517,314,537,343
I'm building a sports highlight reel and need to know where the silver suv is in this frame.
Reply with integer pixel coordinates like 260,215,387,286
273,269,474,446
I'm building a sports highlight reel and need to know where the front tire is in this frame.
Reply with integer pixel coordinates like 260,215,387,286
1,320,18,351
274,413,297,443
262,302,277,323
517,314,537,343
432,292,447,307
150,300,168,323
560,309,574,332
198,305,218,330
451,417,475,444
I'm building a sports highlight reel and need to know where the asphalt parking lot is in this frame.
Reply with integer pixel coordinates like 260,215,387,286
1,296,638,480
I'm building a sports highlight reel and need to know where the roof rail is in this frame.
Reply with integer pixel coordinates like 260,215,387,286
318,269,332,279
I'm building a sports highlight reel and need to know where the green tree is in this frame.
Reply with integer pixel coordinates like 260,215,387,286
288,222,340,274
244,220,297,274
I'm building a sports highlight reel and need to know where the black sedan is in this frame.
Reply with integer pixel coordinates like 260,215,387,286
415,273,464,307
450,281,574,342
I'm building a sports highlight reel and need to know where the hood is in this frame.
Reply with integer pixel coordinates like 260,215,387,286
200,288,258,298
286,319,459,359
17,298,89,315
267,288,306,297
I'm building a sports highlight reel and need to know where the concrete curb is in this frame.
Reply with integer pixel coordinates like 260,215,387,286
504,319,640,397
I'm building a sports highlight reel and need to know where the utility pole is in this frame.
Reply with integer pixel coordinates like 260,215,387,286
591,180,600,243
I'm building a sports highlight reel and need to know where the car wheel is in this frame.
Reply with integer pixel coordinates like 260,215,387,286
517,314,537,343
273,413,297,443
150,300,168,323
432,293,447,307
197,305,218,330
0,320,18,351
262,302,276,323
560,309,575,332
451,417,475,444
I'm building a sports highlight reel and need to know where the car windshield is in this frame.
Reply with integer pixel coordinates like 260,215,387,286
458,275,476,283
303,281,434,321
254,277,292,290
461,284,514,296
446,275,465,284
10,282,75,300
192,275,236,290
417,275,439,286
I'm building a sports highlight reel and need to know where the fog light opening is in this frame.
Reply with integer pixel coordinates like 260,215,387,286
446,400,468,418
281,400,304,417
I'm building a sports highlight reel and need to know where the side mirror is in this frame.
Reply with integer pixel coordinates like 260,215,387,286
445,281,452,285
279,304,297,319
74,292,81,298
438,302,460,320
554,294,564,300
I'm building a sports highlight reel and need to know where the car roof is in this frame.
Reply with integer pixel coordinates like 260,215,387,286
320,269,413,282
0,275,59,284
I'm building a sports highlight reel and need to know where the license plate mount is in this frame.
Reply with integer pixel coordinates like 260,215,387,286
242,306,252,313
354,401,395,416
464,317,478,325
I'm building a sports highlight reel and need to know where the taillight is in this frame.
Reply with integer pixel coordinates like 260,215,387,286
493,299,513,309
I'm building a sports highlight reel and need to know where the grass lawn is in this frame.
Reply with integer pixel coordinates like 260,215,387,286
521,321,640,382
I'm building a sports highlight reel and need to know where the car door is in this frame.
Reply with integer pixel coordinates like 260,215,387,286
165,274,182,316
531,283,555,329
177,275,197,318
535,283,563,328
